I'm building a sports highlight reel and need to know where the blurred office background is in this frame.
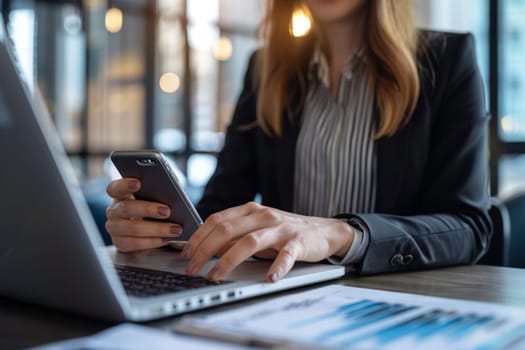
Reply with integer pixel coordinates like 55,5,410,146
1,0,524,201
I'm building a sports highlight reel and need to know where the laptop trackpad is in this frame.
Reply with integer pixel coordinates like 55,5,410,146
107,246,272,281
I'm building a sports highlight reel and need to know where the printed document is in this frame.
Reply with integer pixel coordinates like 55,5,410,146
177,285,525,350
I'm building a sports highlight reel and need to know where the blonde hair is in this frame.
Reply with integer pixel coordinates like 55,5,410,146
256,0,420,138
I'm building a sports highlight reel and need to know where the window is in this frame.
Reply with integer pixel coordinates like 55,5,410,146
3,0,264,194
3,0,525,198
500,0,525,142
154,0,263,191
497,0,525,194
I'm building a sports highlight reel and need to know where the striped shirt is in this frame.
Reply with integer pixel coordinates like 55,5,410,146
293,48,377,218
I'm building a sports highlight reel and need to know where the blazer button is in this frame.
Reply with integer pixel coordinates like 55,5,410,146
402,254,413,265
390,253,404,266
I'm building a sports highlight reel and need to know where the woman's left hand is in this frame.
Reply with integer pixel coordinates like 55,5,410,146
182,202,355,282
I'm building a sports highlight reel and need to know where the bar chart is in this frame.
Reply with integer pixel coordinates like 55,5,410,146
182,285,525,349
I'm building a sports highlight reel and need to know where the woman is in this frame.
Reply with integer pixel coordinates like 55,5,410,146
106,0,491,283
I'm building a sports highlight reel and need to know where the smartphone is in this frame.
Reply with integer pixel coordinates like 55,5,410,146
110,150,202,241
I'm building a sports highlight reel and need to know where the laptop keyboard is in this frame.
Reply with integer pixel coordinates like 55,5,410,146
115,265,230,297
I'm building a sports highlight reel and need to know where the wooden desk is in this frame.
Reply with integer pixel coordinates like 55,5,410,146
1,264,524,349
340,264,525,306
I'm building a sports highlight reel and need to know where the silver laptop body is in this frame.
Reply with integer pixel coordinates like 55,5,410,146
0,18,345,321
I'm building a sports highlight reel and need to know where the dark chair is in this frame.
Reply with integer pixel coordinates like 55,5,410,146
504,189,525,268
479,197,511,266
82,178,113,245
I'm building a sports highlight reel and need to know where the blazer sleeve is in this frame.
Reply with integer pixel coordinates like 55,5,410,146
196,53,260,220
347,33,492,275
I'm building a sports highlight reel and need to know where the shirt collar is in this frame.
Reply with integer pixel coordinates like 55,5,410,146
309,44,366,87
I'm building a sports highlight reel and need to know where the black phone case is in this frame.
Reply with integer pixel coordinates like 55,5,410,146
110,150,202,241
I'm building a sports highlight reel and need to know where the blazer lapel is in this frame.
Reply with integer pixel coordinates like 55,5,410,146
274,116,301,212
375,82,431,214
375,119,409,213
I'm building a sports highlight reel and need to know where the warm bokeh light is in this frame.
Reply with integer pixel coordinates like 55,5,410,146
290,6,312,37
159,72,181,93
105,8,123,33
213,36,233,61
501,116,514,133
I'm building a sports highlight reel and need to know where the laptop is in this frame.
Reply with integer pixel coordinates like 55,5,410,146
0,18,345,321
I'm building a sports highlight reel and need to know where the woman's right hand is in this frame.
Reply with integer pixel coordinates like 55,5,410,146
105,178,183,252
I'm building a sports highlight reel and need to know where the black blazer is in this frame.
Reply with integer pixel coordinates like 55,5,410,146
196,31,492,275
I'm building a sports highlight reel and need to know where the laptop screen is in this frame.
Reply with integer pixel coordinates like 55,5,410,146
0,16,129,319
0,89,11,127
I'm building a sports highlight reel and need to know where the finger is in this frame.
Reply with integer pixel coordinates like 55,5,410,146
185,202,277,259
266,241,301,282
216,240,238,257
112,235,174,252
206,229,279,281
181,240,238,259
185,202,263,256
106,178,141,200
167,241,187,251
105,218,182,238
185,207,280,275
107,199,171,220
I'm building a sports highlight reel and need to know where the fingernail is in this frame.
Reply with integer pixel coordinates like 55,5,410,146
186,261,196,275
268,273,279,283
161,237,173,243
128,180,139,190
170,225,182,235
208,266,220,280
158,206,170,217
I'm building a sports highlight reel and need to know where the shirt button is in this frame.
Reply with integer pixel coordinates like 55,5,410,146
402,254,414,264
390,253,404,266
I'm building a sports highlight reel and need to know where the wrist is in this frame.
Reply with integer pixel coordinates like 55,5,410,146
332,219,355,257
